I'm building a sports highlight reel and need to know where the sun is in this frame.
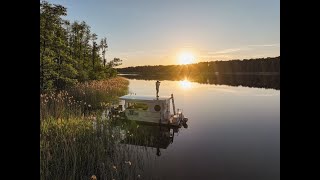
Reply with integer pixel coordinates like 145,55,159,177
178,52,195,65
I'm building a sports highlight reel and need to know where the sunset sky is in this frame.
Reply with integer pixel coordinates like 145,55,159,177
48,0,280,67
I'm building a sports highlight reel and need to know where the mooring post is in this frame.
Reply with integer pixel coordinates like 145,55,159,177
171,94,176,115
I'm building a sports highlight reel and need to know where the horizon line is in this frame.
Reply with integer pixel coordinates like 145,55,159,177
117,55,280,68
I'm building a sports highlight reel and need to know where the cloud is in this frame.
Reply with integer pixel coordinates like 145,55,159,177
248,43,280,47
199,54,233,60
207,43,279,55
253,93,279,96
207,48,245,55
200,43,280,60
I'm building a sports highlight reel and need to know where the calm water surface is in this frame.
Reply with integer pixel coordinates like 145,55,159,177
116,78,280,180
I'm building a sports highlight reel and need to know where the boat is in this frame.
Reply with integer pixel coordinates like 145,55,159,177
109,94,188,127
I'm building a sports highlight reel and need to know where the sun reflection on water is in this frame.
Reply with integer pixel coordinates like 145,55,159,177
179,79,192,89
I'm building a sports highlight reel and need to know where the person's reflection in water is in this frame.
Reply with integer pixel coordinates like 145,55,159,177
156,147,161,156
156,125,162,156
170,130,174,143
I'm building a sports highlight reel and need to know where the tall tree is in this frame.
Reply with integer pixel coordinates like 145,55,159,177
100,37,108,67
40,1,121,91
40,1,69,90
91,33,98,70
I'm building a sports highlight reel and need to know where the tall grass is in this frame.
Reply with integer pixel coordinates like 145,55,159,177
40,117,153,179
40,77,129,121
40,77,143,179
41,117,114,179
69,77,129,110
40,90,83,121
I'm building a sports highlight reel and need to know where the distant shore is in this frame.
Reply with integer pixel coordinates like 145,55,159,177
119,72,280,76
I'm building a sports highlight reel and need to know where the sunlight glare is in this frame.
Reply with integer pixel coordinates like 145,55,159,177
178,52,195,65
179,79,192,89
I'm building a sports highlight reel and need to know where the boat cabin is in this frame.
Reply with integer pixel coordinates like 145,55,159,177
119,95,172,124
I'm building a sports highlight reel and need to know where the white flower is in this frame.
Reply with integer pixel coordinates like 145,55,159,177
125,161,132,166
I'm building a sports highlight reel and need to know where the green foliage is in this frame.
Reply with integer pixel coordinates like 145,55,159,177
40,1,123,92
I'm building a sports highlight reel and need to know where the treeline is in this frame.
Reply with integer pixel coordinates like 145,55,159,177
121,74,280,90
40,1,122,91
117,56,280,75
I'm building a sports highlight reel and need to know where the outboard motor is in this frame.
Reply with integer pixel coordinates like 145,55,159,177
182,117,188,128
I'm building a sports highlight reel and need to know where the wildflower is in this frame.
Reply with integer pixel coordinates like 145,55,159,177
112,165,117,170
125,161,132,166
111,134,114,138
90,175,97,180
137,174,141,178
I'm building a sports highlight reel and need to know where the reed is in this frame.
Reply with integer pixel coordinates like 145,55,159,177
40,117,112,179
40,77,148,179
40,117,149,180
40,77,129,121
69,77,129,110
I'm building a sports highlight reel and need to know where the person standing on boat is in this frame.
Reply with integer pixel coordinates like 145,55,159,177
156,80,161,97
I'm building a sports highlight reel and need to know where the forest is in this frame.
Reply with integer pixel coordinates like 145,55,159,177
117,56,280,75
40,1,122,92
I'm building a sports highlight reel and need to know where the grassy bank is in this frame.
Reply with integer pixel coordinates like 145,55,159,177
40,77,142,179
40,77,129,121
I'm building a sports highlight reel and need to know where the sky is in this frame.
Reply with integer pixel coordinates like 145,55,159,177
47,0,280,68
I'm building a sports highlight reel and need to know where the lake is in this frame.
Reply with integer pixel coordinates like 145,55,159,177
113,76,280,180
